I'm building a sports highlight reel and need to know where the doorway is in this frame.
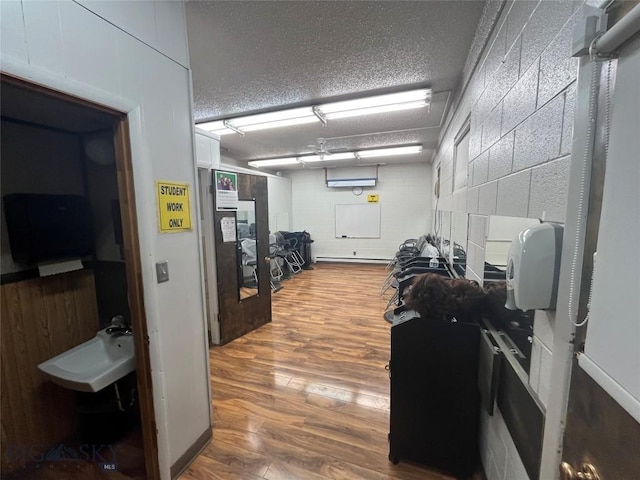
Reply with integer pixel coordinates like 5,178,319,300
0,75,159,479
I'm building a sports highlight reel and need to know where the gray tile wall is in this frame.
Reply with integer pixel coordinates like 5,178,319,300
432,2,585,478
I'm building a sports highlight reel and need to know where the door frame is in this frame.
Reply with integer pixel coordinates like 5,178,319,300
1,73,161,479
198,168,221,344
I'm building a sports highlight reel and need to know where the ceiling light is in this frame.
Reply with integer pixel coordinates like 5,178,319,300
301,152,355,163
247,158,299,168
227,107,320,132
196,120,236,136
196,88,431,134
318,89,431,120
239,116,319,131
248,145,422,169
357,145,423,158
321,101,427,120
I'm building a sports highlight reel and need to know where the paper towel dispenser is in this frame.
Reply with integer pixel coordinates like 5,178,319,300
505,223,564,311
3,193,94,265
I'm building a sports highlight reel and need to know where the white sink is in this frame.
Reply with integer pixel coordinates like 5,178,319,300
38,329,136,392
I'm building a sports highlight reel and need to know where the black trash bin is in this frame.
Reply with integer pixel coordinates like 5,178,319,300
299,232,314,270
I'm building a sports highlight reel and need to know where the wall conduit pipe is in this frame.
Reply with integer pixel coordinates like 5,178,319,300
595,3,640,54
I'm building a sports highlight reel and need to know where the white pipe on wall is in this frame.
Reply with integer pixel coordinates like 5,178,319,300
596,3,640,53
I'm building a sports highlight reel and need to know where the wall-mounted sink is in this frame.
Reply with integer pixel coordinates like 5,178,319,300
38,329,135,392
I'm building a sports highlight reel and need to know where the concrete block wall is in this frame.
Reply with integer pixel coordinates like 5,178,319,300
432,2,584,478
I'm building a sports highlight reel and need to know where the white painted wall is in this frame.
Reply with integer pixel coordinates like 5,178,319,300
0,2,211,477
267,176,292,233
287,164,431,261
194,128,221,169
432,1,583,477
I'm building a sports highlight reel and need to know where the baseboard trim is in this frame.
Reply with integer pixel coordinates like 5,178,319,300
170,426,212,479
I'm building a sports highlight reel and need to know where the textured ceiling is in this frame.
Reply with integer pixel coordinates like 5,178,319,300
186,1,486,167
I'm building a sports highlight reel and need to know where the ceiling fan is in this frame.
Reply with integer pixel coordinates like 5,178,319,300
302,138,348,160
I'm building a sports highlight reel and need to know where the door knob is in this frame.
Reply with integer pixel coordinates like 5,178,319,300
264,256,271,264
559,462,601,480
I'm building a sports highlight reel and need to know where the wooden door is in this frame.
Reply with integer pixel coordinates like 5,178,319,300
561,363,640,479
212,170,271,344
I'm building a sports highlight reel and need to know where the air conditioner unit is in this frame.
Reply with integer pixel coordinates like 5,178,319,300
326,166,377,188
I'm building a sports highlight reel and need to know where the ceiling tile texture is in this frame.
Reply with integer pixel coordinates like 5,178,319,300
186,1,486,166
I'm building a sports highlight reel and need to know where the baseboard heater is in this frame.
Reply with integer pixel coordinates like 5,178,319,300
315,256,390,264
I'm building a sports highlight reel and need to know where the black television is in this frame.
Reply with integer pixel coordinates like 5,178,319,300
3,193,94,265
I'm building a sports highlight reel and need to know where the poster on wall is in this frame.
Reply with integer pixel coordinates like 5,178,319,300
215,171,238,211
156,181,191,232
220,217,236,243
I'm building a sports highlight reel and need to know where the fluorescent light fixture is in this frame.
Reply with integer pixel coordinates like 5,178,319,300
247,157,299,168
197,107,319,135
196,120,236,136
196,88,431,135
357,145,423,158
239,116,319,131
248,145,422,169
227,107,319,132
318,89,431,120
321,101,427,120
300,152,355,163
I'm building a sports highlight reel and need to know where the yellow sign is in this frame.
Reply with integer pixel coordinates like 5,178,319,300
157,181,191,232
367,194,379,203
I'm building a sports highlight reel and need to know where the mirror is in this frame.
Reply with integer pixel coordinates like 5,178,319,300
439,211,451,257
450,212,468,274
437,211,468,275
485,215,540,271
485,215,541,372
237,200,258,300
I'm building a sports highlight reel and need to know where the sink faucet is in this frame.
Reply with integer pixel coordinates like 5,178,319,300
106,315,132,336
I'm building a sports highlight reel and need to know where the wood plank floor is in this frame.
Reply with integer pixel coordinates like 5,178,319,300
181,263,456,480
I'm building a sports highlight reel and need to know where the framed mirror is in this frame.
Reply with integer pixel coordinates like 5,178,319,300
237,200,258,300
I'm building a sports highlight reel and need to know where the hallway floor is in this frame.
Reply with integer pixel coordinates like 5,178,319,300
181,263,457,480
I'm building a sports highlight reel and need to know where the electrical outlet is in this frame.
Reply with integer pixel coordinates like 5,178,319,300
156,261,169,283
353,251,356,256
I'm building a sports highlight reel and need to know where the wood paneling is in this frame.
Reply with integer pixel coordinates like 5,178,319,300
181,263,455,480
1,270,99,472
562,360,640,480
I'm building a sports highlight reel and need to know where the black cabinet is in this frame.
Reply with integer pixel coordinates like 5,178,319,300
389,315,481,478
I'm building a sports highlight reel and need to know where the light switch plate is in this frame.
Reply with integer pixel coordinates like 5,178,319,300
156,261,169,283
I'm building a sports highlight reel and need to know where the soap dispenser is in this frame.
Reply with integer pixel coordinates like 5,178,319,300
505,223,564,311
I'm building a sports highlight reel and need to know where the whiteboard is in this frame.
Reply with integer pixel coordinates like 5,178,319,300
335,204,381,238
